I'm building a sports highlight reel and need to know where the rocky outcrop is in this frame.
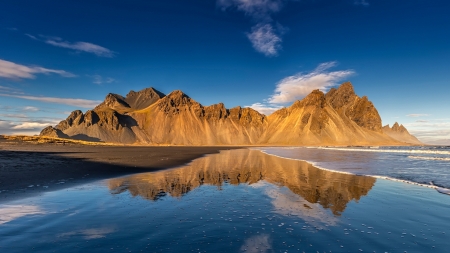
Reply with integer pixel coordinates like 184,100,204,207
40,83,419,145
40,126,69,138
382,122,422,145
325,82,382,131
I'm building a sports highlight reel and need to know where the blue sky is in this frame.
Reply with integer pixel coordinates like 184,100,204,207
0,0,449,144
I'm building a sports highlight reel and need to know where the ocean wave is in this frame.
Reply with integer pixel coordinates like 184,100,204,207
312,147,450,155
254,148,450,196
408,156,450,161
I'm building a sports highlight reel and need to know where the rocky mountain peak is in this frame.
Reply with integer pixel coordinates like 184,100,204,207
294,89,326,108
39,81,422,146
95,93,129,110
126,87,165,99
325,82,356,109
390,122,408,133
55,110,84,131
124,87,165,110
156,90,199,115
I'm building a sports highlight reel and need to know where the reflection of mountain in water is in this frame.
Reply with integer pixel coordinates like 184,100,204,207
108,149,375,215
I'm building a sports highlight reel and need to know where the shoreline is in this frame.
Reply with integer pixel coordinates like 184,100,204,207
255,148,450,195
2,139,448,203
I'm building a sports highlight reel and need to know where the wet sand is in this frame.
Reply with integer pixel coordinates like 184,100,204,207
0,139,240,202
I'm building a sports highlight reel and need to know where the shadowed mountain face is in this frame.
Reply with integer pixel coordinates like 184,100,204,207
40,82,419,145
108,149,376,215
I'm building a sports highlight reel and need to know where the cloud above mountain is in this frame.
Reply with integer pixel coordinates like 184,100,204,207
247,62,354,114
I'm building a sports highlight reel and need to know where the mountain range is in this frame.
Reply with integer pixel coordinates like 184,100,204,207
40,82,421,145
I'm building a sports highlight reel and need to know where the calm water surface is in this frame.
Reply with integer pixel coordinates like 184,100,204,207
0,149,449,252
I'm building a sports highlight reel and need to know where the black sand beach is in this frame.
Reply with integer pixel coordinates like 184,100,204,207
0,138,239,202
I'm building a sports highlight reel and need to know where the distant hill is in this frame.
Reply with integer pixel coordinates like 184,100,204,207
382,122,423,145
40,82,421,145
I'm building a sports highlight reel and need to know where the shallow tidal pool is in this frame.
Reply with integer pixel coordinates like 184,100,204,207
0,149,449,252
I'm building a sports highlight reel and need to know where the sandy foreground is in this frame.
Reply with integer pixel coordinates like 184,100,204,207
0,138,240,202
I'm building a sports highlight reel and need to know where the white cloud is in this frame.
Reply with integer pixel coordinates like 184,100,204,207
92,75,116,85
0,93,101,108
218,0,287,56
0,59,76,80
25,33,115,57
268,62,354,104
11,122,51,130
246,102,282,115
37,35,115,57
407,114,430,118
247,24,282,56
247,62,354,115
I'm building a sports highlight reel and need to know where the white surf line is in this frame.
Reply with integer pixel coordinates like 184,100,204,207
408,155,450,161
251,148,450,195
311,147,450,156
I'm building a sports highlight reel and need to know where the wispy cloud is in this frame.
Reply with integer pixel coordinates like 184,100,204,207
404,120,450,145
218,0,283,20
354,0,369,6
0,104,64,135
0,85,24,94
218,0,287,56
23,106,39,112
0,113,29,119
92,75,115,85
247,62,354,115
46,40,115,57
26,34,116,57
407,114,430,118
0,59,76,80
0,94,101,108
25,33,37,40
247,24,282,56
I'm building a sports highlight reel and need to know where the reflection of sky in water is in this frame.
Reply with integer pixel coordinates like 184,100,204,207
0,149,449,252
0,205,45,225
